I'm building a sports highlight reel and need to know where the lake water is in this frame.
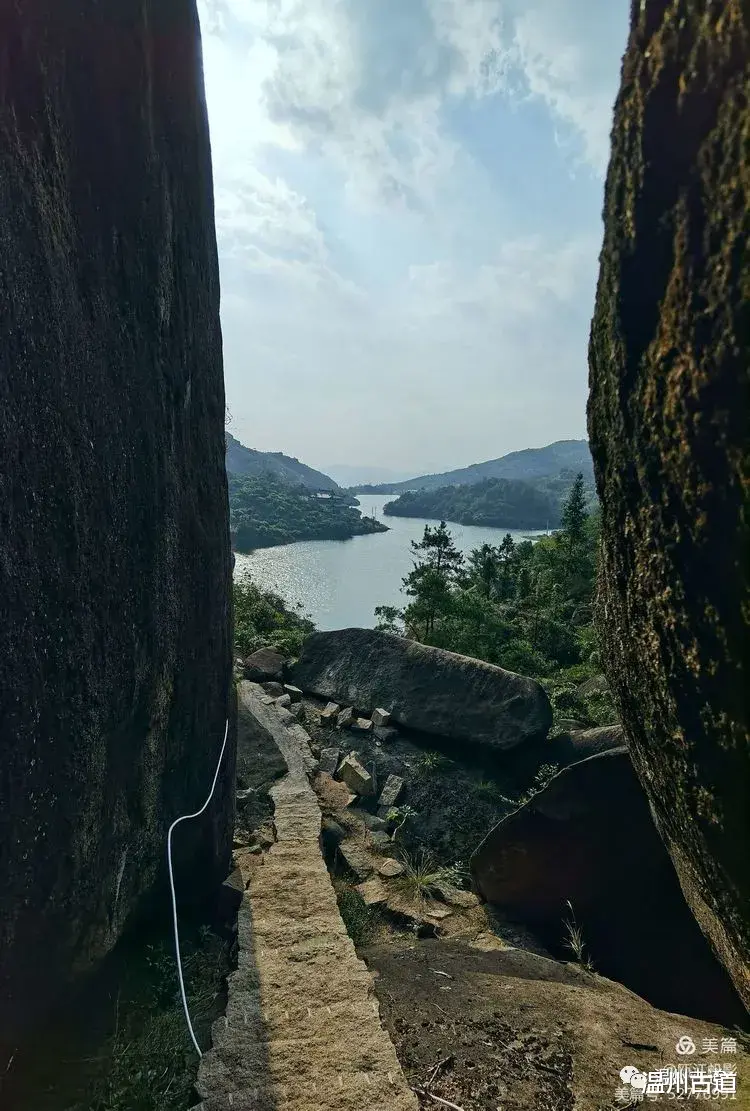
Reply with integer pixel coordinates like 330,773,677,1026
234,494,546,630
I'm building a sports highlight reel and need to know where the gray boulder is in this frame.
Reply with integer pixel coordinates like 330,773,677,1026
471,749,746,1027
244,647,284,682
547,724,625,769
290,628,551,752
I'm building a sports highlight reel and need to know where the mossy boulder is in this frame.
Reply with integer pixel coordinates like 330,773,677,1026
588,0,749,1011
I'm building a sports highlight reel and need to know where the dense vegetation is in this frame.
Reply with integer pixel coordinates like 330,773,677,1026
229,473,387,551
383,476,559,530
233,577,314,658
376,475,617,729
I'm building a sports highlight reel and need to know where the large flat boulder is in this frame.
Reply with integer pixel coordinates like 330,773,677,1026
290,628,552,752
588,1,750,1011
471,750,747,1027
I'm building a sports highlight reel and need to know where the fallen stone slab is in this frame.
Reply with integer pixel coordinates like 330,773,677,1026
283,684,303,703
433,884,480,910
320,701,340,722
356,876,388,906
338,753,375,796
244,647,284,682
357,810,387,832
336,706,355,729
378,774,404,809
371,707,391,727
338,841,375,882
378,858,405,878
352,717,374,733
290,628,552,752
423,903,453,920
319,747,340,775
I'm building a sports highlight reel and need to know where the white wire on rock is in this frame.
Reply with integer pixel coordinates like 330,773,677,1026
167,717,230,1058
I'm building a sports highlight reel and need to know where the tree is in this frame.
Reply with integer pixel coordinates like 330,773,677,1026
402,522,464,639
466,543,499,598
560,472,589,555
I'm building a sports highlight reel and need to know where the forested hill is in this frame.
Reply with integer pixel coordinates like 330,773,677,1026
383,477,560,530
230,473,387,552
226,432,339,491
352,439,593,495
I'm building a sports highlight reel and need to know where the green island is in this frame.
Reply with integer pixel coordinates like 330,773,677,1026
383,476,555,530
229,472,388,552
382,470,596,531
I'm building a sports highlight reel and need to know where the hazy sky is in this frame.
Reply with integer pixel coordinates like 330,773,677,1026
197,0,630,479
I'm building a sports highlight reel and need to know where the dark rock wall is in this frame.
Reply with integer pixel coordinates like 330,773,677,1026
0,0,234,1047
588,1,749,1009
471,750,747,1027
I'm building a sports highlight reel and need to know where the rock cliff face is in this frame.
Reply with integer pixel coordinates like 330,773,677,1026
588,1,749,1009
0,0,233,1048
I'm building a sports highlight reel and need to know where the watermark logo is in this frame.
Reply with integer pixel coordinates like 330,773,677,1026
615,1064,737,1102
615,1038,739,1103
677,1037,697,1056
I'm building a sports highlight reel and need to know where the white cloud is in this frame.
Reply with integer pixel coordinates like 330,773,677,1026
197,0,629,471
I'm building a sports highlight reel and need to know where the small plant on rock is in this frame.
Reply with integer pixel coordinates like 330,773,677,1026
386,804,415,842
562,900,595,972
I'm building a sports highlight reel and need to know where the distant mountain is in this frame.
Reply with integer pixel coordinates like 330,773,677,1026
351,440,594,495
226,433,339,491
323,463,416,488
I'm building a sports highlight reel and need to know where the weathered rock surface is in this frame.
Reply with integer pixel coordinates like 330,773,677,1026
547,724,626,769
367,940,750,1111
320,701,340,722
471,750,747,1026
319,747,341,775
588,0,750,1011
244,647,284,682
0,0,232,1049
291,629,552,751
338,753,376,797
378,774,405,809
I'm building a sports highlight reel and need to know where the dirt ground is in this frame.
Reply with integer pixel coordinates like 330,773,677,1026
363,940,750,1111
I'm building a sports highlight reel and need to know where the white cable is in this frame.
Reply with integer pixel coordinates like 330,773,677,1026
167,717,230,1058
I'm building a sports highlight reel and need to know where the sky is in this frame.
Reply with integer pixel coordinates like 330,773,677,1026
197,0,630,481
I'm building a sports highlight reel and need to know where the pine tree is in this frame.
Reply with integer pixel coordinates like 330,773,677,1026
402,522,464,638
560,473,588,554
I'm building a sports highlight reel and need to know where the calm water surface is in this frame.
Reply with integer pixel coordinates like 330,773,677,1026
234,494,546,630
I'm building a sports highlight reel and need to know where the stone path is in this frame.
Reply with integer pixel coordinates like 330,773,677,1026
194,683,417,1111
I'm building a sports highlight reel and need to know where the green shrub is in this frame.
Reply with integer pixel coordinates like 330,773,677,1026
234,578,314,658
333,880,384,946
